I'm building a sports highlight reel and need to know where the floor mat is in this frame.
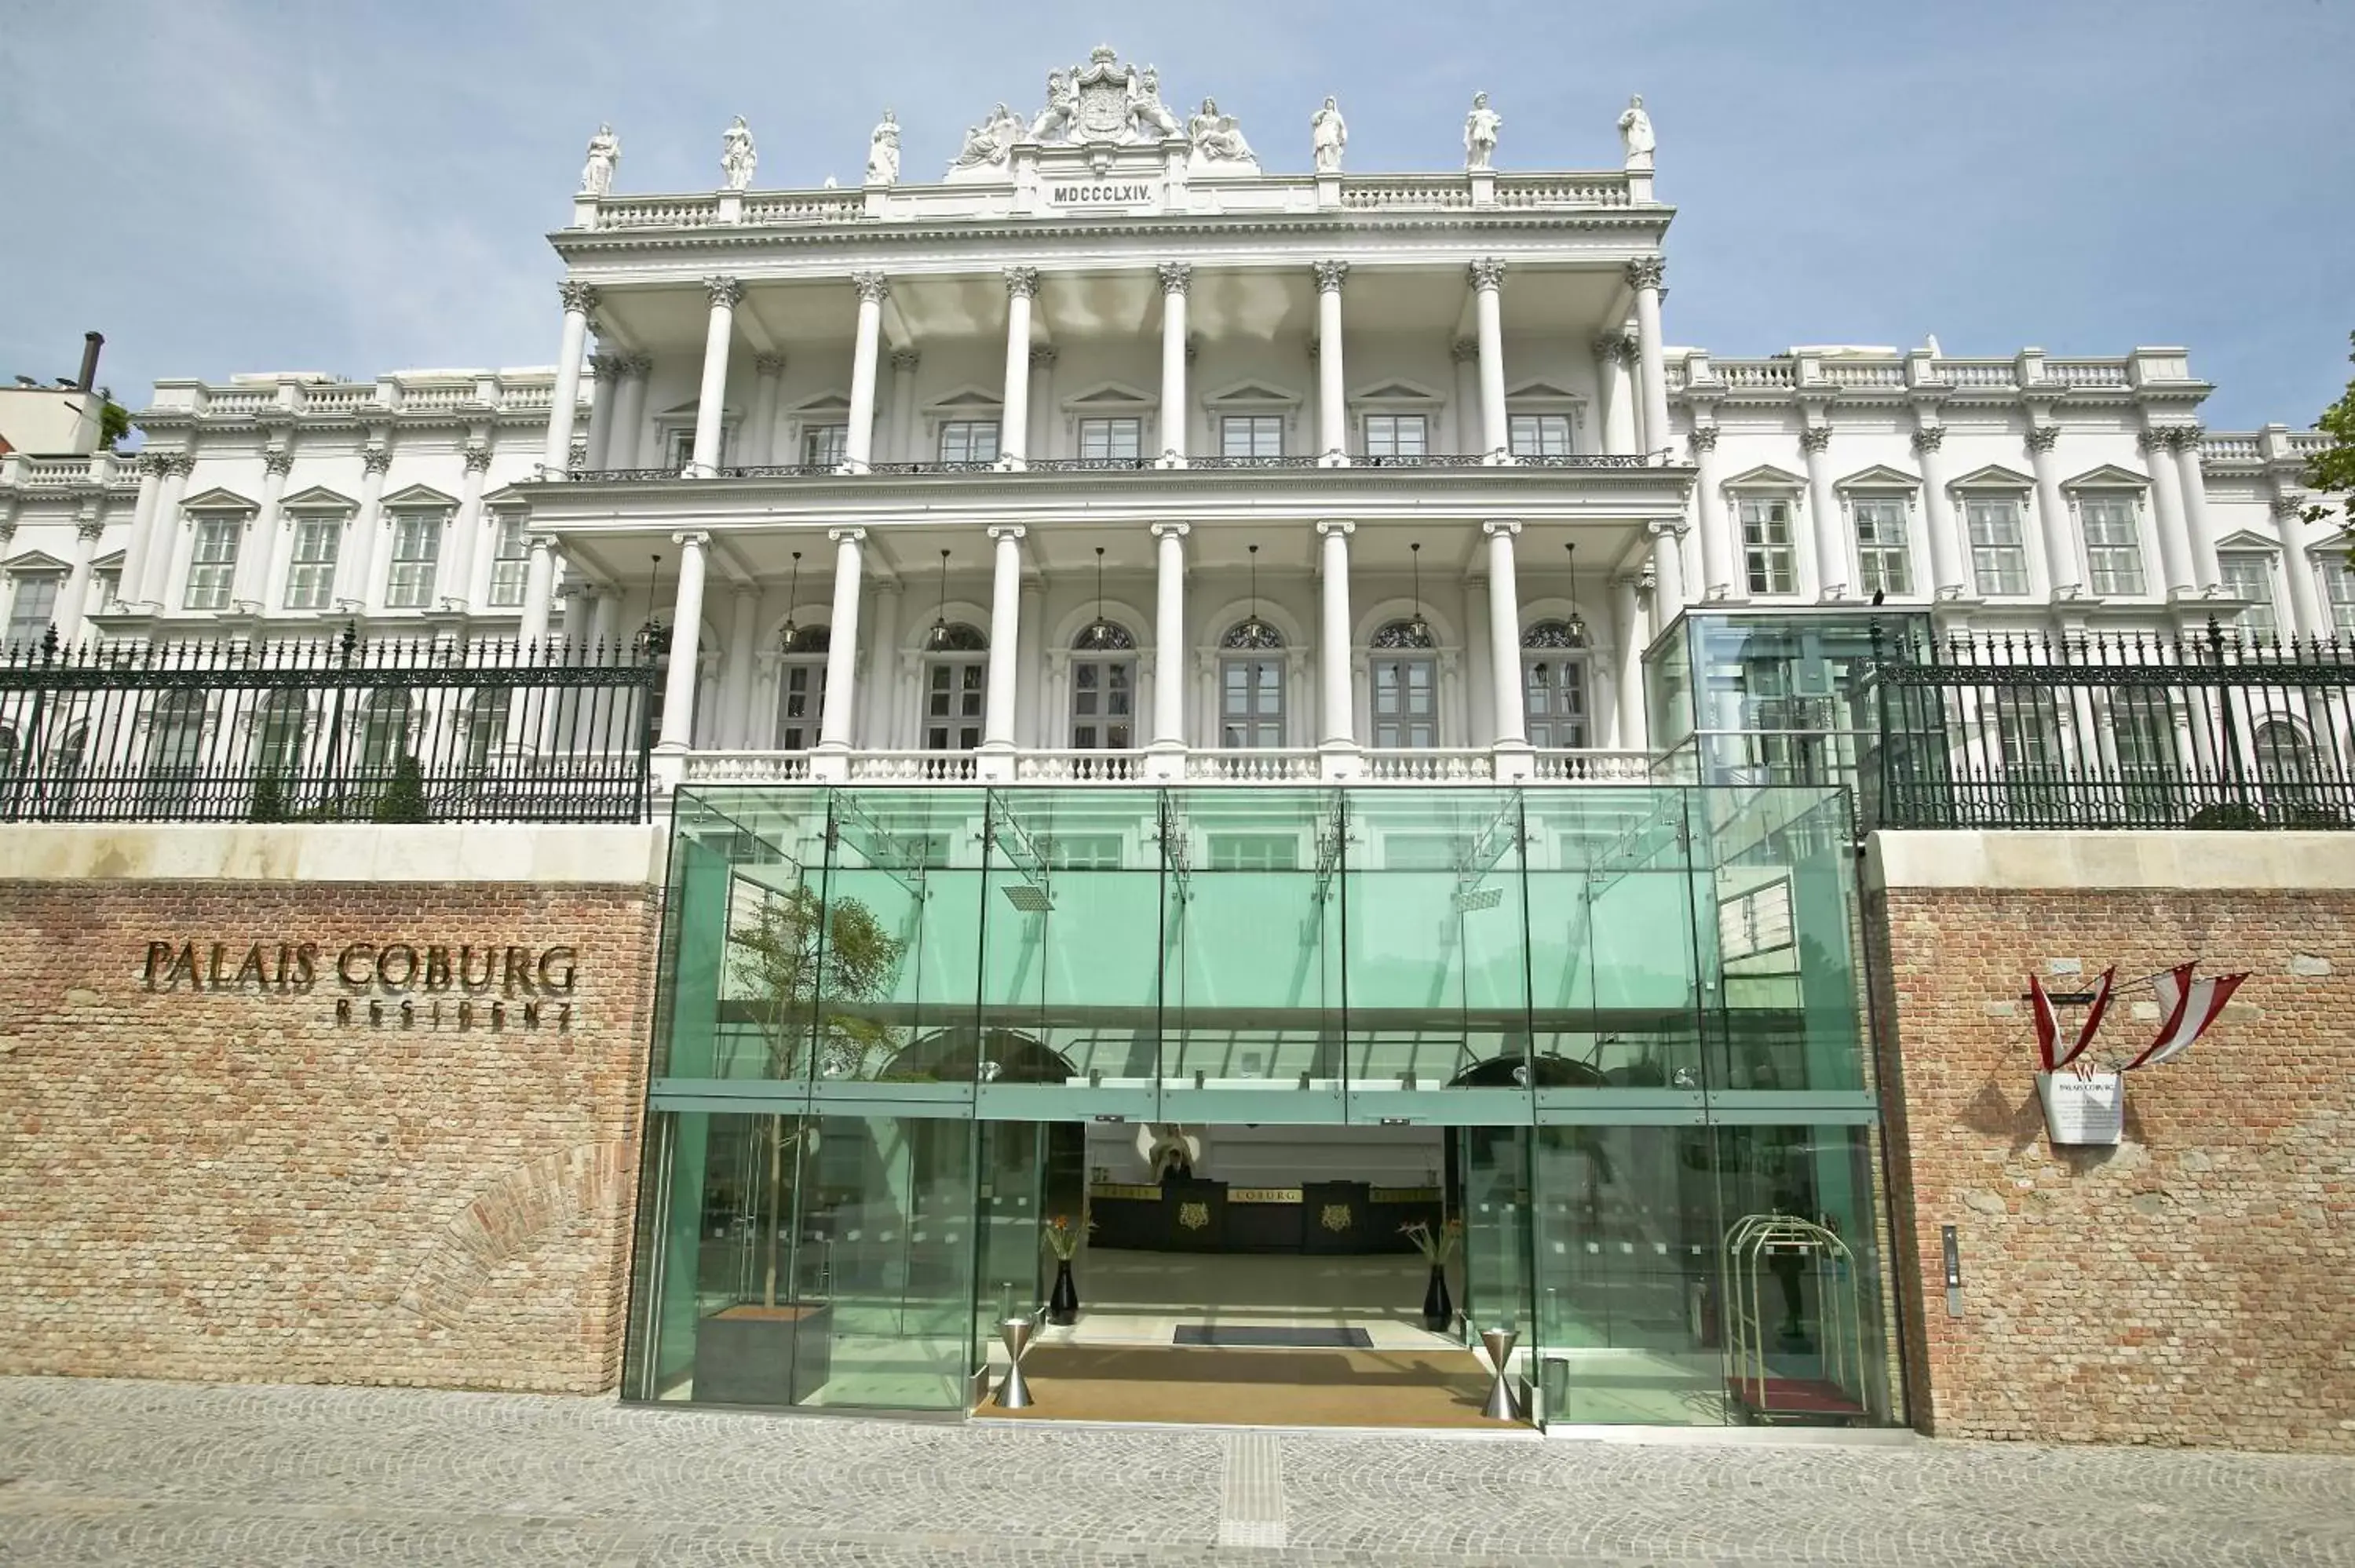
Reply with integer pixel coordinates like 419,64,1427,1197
1174,1325,1375,1349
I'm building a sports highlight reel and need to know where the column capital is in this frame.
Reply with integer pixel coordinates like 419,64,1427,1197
987,523,1028,542
523,530,557,554
1481,519,1523,538
2163,425,2205,451
889,348,921,372
615,353,652,379
827,527,867,545
1646,519,1689,539
703,275,743,308
362,448,392,476
1003,266,1042,300
76,516,106,542
1624,255,1666,292
1467,257,1506,293
1028,344,1058,370
1157,261,1193,295
752,352,787,376
162,452,198,478
559,280,601,315
852,270,890,304
1315,519,1356,538
262,450,295,476
1799,425,1833,454
670,530,711,550
1911,426,1946,455
590,352,624,382
1689,424,1719,454
2027,424,2063,454
1451,336,1481,363
1313,259,1350,293
1150,521,1191,539
462,444,494,473
135,450,171,478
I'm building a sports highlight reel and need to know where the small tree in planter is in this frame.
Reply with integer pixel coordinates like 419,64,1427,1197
728,884,905,1307
247,769,292,823
371,753,431,824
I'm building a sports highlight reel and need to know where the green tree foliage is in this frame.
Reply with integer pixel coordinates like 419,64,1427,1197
247,769,291,823
726,884,906,1305
2306,330,2355,550
100,399,132,452
370,753,431,823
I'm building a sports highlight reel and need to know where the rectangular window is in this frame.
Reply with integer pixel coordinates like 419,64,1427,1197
6,574,60,643
1739,497,1797,596
2218,552,2276,639
1219,414,1283,458
2079,496,2146,596
802,424,849,467
1964,496,2030,596
283,516,342,611
93,571,120,614
184,517,242,611
385,512,444,609
1207,833,1298,873
1046,833,1126,871
2324,560,2355,634
1364,414,1428,460
924,658,985,751
937,419,1000,465
487,516,529,607
1078,417,1143,461
1851,497,1912,596
1508,413,1573,458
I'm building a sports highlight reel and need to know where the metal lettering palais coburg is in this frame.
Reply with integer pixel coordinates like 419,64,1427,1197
140,939,580,1033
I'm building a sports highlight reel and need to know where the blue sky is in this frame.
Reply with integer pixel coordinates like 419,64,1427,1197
4,0,2350,428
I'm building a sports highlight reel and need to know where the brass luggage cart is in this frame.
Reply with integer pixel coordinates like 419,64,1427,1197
1722,1213,1868,1424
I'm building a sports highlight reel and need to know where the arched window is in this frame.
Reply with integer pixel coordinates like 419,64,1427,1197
465,690,510,770
1370,618,1438,749
360,688,411,772
147,690,207,812
922,623,988,752
1068,621,1137,750
1219,619,1285,749
775,625,830,749
1521,618,1590,749
254,690,308,780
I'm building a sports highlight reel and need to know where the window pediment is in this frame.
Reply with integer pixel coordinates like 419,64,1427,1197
1948,463,2034,491
91,549,126,570
1835,464,1921,491
180,486,257,512
282,484,357,512
789,391,852,415
382,483,458,509
2214,528,2279,553
1,549,70,574
1202,379,1300,410
1506,379,1583,403
1062,381,1156,411
2061,463,2150,491
1349,379,1442,408
922,385,1005,416
1722,463,1806,490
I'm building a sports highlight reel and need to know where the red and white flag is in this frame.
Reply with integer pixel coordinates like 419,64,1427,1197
2120,963,2247,1072
2029,967,2114,1074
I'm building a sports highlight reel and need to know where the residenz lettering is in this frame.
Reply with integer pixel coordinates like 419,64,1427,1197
139,939,579,1033
1047,182,1153,206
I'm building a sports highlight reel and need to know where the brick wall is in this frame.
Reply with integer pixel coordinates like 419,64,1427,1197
1873,862,2355,1453
0,881,660,1394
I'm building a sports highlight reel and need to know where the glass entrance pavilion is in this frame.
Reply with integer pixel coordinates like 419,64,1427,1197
620,782,1902,1428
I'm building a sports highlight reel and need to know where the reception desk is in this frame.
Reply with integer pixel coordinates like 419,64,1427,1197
1089,1180,1442,1255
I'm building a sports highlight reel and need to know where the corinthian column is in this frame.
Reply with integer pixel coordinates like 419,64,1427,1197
844,272,888,471
689,276,742,476
541,280,597,477
1158,262,1191,465
1627,257,1670,459
2171,426,2222,593
658,531,710,750
1801,425,1845,600
983,525,1025,751
1470,258,1509,461
1689,425,1732,600
999,268,1039,469
1316,520,1356,750
1914,424,1967,596
819,529,865,750
2140,427,2194,596
1314,261,1349,465
1151,523,1188,749
2025,425,2079,596
1484,520,1527,750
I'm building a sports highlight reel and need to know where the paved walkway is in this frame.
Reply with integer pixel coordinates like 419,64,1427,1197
1,1377,2351,1566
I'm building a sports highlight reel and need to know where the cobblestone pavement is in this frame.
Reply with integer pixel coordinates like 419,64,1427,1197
2,1378,2352,1566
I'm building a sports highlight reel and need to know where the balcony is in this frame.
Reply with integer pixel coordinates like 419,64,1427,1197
561,452,1666,485
677,746,1656,788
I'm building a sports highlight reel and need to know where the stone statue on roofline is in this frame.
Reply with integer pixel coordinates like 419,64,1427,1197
1187,97,1258,173
949,103,1025,178
865,108,900,186
1127,65,1183,139
721,115,757,191
580,123,620,196
1311,95,1347,173
1030,67,1079,141
1617,93,1655,170
1463,92,1500,172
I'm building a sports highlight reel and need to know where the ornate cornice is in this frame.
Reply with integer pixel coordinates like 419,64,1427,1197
1157,261,1193,295
1467,257,1506,292
1313,259,1350,293
704,275,744,308
1624,255,1666,291
852,270,890,304
1004,266,1042,300
559,280,601,315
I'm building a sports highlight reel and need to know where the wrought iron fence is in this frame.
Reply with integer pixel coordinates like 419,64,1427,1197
1863,621,2355,831
0,627,659,825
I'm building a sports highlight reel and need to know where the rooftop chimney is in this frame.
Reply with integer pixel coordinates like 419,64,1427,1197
76,331,104,393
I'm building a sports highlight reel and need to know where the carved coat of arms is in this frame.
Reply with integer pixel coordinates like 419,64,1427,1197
1178,1202,1210,1231
1319,1204,1353,1234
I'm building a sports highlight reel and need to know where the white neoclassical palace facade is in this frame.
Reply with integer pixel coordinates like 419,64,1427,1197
2,47,2343,785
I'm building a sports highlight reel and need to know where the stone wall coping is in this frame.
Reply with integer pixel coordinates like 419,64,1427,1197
0,824,668,885
1868,830,2355,893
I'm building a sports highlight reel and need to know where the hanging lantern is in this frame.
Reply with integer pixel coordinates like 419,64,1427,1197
1562,542,1586,641
779,550,802,651
1408,541,1429,644
1075,546,1119,651
1233,542,1275,646
634,552,671,658
927,547,952,650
